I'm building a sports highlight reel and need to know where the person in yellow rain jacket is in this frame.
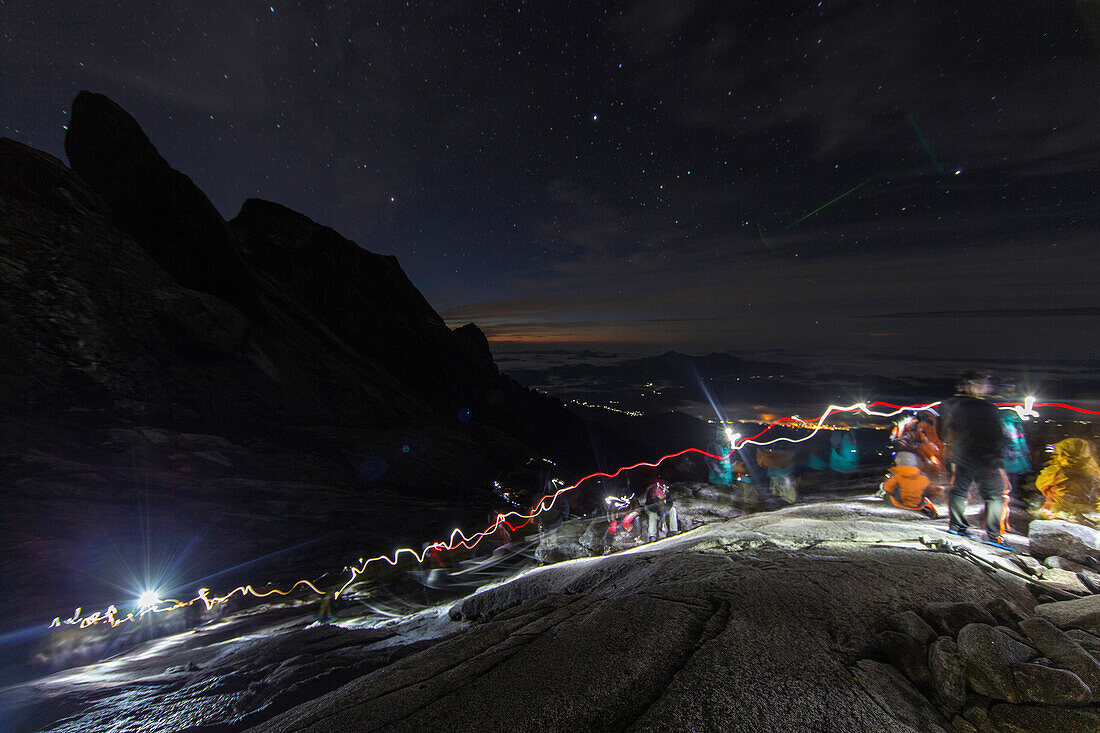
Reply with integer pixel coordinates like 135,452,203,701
1034,438,1100,522
881,452,938,518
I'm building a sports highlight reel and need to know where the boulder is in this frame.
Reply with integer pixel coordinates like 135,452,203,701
1013,554,1047,576
1048,559,1100,592
989,703,1100,733
1027,520,1100,565
1046,555,1091,572
922,601,997,637
1036,595,1100,634
534,522,593,565
1041,567,1090,592
577,518,611,554
873,630,933,689
984,597,1029,627
956,623,1037,702
950,714,978,733
928,637,966,713
1011,662,1092,705
961,695,994,731
1065,629,1100,658
886,610,937,646
994,626,1030,646
1018,617,1100,697
851,660,951,733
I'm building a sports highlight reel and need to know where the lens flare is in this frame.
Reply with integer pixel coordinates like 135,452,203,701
136,590,160,612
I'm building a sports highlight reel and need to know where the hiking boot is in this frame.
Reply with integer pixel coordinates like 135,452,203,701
983,535,1015,552
919,505,939,519
947,526,973,539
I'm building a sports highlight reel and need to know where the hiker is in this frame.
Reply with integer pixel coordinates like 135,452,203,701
642,477,678,542
829,430,860,474
536,477,570,532
940,372,1012,548
892,412,945,481
602,492,641,553
705,428,734,487
999,406,1032,499
880,451,938,518
1033,437,1100,522
756,446,798,503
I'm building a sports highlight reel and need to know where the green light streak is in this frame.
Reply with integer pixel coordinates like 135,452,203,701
785,174,881,229
757,223,771,249
907,113,944,176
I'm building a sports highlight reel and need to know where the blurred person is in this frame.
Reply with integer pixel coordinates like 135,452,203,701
880,452,938,518
757,446,798,503
705,428,734,487
601,493,641,553
1033,438,1100,523
892,412,945,480
940,372,1012,548
999,403,1033,500
536,477,570,532
802,433,830,472
829,430,860,474
477,512,512,557
642,476,678,542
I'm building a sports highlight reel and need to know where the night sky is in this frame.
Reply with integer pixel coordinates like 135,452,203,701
3,1,1098,360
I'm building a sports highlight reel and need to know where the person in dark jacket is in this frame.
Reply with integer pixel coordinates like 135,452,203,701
940,372,1012,547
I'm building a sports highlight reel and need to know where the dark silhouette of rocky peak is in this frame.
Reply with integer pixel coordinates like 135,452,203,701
64,91,265,321
230,197,494,409
0,138,106,215
452,323,497,374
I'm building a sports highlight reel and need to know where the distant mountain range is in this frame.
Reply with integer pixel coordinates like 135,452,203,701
502,348,1100,422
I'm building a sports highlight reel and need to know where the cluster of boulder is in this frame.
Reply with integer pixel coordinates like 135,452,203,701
865,592,1100,731
1023,519,1100,593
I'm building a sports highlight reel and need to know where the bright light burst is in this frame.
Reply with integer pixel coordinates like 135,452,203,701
49,398,1099,631
136,590,160,613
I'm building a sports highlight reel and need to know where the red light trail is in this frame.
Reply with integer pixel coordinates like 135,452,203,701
49,398,1098,630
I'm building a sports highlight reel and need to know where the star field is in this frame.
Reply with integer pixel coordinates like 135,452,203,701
2,0,1098,359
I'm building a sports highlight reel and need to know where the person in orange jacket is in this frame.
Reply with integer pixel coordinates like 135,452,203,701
880,452,938,518
892,412,945,481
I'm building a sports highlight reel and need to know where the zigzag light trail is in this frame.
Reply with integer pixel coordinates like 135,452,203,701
50,397,1097,630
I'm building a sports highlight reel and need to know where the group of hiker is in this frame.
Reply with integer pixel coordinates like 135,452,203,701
704,427,865,502
879,372,1100,547
600,475,679,551
476,373,1100,567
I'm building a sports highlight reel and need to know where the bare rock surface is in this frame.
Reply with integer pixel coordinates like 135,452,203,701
1,499,1038,732
989,702,1100,732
